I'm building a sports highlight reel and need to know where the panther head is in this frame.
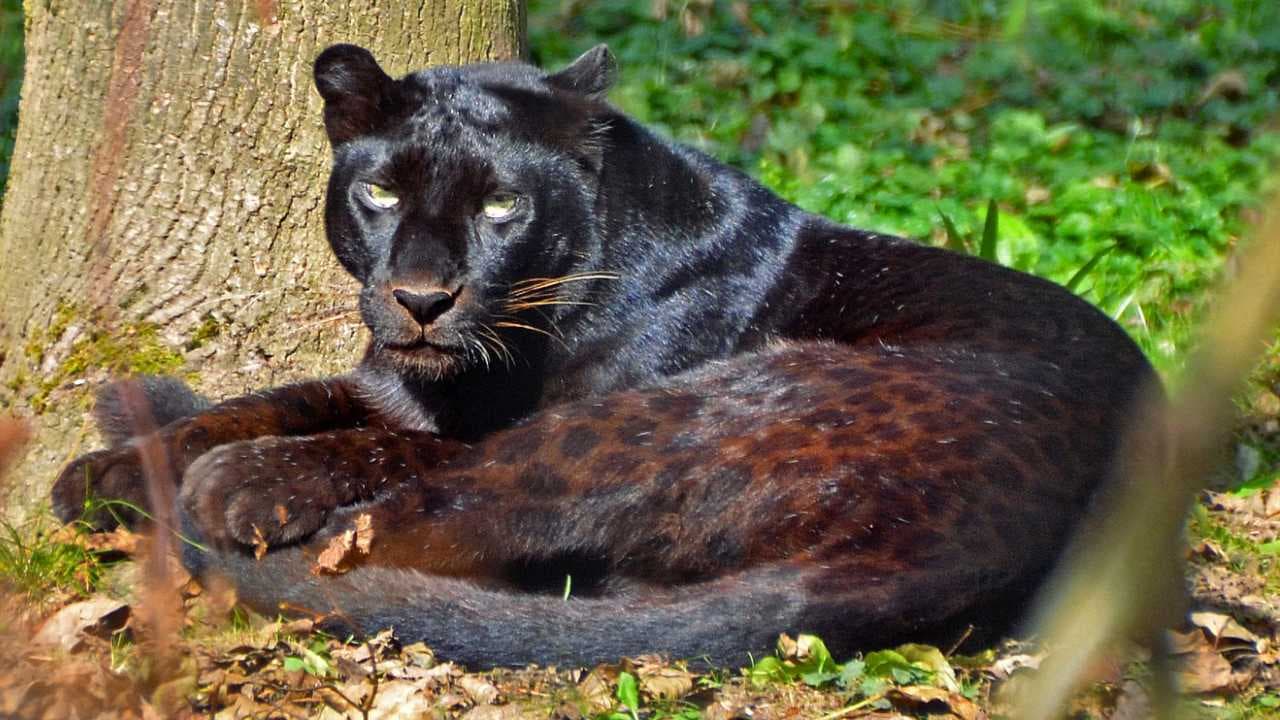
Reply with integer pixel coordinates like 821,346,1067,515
313,44,618,379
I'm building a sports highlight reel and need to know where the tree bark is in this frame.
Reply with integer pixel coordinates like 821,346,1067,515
0,0,525,515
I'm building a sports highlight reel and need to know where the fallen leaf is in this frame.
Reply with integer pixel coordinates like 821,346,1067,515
1189,539,1226,562
313,514,375,575
1189,610,1261,652
355,512,375,554
776,632,799,659
886,686,980,720
895,643,960,692
283,618,315,635
637,663,695,701
989,652,1045,680
252,525,269,560
575,668,616,714
1129,161,1174,187
32,598,130,652
1177,649,1234,694
403,642,435,668
1197,69,1248,105
366,679,433,719
1024,185,1051,205
437,690,470,711
459,675,500,705
415,661,460,688
462,705,529,720
314,529,357,574
1167,629,1206,655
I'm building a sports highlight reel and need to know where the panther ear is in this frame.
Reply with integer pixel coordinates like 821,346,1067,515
314,44,397,145
547,44,617,100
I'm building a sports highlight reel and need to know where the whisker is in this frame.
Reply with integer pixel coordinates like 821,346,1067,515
494,320,569,348
507,271,620,298
502,298,597,312
468,337,491,371
477,325,516,367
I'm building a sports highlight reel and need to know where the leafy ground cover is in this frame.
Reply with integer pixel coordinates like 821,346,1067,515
1,0,1280,718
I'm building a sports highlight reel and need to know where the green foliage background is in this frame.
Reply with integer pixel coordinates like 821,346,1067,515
530,0,1280,375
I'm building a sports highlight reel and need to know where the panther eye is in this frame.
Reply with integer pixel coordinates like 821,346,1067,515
361,182,400,210
481,192,520,222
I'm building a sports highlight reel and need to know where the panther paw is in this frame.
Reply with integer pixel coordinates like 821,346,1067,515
179,437,341,552
51,444,152,528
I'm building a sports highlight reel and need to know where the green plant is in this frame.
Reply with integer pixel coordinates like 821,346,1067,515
283,638,335,677
744,634,959,699
0,515,105,602
600,671,641,720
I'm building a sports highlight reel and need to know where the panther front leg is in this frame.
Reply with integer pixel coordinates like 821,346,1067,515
52,377,373,528
178,428,466,549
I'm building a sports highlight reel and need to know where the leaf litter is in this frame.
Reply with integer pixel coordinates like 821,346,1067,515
4,479,1280,718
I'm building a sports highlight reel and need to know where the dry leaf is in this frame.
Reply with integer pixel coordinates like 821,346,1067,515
989,652,1045,680
1024,185,1051,205
437,691,470,710
315,529,356,574
887,686,981,720
637,663,695,701
1197,69,1248,105
776,632,799,659
1189,611,1261,652
32,598,130,652
575,668,616,714
462,704,530,720
283,618,315,635
459,675,500,705
355,512,374,554
313,514,375,575
1167,629,1206,655
1177,649,1235,694
252,525,269,560
368,679,434,719
1189,539,1226,562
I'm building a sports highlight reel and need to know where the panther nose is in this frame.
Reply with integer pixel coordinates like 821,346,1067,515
393,288,455,326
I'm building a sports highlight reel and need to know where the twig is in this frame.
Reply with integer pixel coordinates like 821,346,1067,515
812,693,886,720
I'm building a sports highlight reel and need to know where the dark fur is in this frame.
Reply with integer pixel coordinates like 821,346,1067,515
53,45,1156,667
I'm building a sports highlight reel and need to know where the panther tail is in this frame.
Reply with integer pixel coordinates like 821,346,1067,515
179,506,1013,668
93,375,212,446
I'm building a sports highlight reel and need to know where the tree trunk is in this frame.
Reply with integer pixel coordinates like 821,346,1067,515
0,0,524,516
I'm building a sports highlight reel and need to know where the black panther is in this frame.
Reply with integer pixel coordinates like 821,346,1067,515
53,44,1156,667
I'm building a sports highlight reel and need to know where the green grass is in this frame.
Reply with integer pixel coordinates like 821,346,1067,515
530,0,1280,377
0,514,105,603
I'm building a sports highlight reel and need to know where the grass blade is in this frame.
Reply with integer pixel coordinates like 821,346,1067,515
937,210,968,254
979,199,999,262
1064,244,1116,293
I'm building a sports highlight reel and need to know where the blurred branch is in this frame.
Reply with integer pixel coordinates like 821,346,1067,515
1016,189,1280,719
